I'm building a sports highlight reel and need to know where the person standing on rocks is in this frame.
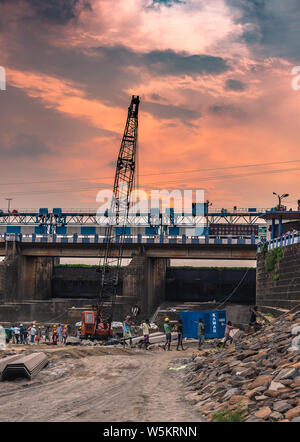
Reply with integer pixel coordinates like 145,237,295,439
198,318,205,350
249,306,271,331
176,319,185,351
163,317,172,351
223,321,234,347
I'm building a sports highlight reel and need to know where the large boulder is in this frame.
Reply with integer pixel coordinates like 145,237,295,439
289,335,300,351
285,406,300,420
291,325,300,336
255,407,272,419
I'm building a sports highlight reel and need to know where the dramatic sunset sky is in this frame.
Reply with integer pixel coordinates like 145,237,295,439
0,0,300,211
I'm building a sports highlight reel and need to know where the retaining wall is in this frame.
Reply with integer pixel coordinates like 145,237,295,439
256,243,300,311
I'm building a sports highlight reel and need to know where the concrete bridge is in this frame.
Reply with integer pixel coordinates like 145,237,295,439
0,235,257,324
0,235,257,260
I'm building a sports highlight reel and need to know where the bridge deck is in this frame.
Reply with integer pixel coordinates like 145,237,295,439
0,237,257,259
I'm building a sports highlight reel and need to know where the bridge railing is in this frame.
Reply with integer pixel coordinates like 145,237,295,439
0,233,259,246
208,207,270,214
257,231,300,252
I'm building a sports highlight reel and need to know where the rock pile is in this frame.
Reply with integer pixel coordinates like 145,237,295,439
183,310,300,422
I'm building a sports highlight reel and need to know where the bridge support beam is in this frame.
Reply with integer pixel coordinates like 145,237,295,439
122,254,169,318
0,242,57,302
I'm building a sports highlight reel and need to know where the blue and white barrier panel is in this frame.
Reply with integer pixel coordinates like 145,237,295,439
0,234,259,245
257,232,300,252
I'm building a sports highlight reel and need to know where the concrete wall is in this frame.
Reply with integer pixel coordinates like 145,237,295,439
166,267,256,304
21,256,54,301
122,255,169,317
256,243,300,312
0,298,93,324
0,253,55,303
0,257,19,303
53,266,111,298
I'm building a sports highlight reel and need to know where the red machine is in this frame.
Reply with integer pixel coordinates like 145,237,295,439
80,310,113,340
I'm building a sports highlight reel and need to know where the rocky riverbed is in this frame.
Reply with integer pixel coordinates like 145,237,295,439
182,310,300,422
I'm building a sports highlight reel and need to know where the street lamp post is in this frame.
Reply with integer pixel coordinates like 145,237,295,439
206,200,212,234
5,198,13,213
273,192,289,210
272,193,289,238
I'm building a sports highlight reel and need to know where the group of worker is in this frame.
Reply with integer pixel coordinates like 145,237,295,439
6,323,69,345
122,315,151,349
6,323,41,344
48,324,69,345
121,312,235,351
122,308,260,351
161,317,234,351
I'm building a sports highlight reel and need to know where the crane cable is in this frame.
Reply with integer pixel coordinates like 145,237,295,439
215,268,251,310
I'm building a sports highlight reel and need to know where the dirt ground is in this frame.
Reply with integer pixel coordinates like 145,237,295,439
0,342,204,422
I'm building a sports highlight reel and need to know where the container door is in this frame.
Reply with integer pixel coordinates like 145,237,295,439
190,312,200,338
203,312,212,338
217,310,226,338
180,312,199,338
180,312,190,337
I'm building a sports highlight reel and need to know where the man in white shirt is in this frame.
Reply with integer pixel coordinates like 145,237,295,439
14,326,20,344
30,326,36,344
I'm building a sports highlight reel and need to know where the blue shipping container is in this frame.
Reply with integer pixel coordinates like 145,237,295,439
179,310,226,339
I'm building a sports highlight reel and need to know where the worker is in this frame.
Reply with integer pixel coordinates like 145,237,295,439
44,326,50,342
36,326,42,344
198,318,205,350
57,324,62,343
19,324,25,344
163,318,172,351
123,315,133,348
249,306,271,331
62,325,68,345
223,321,234,347
23,327,29,345
4,327,11,344
141,319,150,350
52,329,58,345
176,319,185,351
10,325,15,344
29,325,36,344
14,325,20,344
